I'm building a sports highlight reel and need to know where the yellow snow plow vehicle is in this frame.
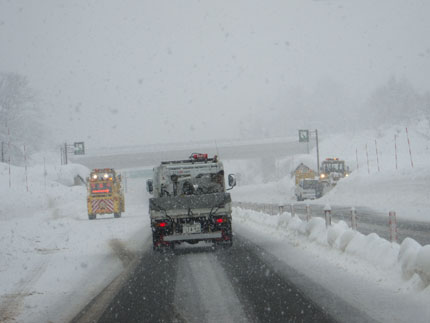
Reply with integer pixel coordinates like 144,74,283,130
87,168,124,220
319,158,350,186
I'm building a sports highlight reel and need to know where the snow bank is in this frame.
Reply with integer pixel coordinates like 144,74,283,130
307,121,430,221
416,246,430,285
398,238,422,280
55,163,89,186
0,160,149,322
234,207,430,286
230,120,430,222
0,162,90,221
317,167,430,221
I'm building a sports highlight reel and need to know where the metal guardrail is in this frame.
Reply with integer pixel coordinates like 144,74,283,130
233,201,300,216
232,201,428,246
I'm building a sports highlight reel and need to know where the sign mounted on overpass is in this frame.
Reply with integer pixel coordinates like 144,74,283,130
74,142,85,155
298,130,309,143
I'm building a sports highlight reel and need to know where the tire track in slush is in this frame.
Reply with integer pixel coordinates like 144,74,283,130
97,250,178,323
173,246,249,323
216,239,335,323
96,239,336,323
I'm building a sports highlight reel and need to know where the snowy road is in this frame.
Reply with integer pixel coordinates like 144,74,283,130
61,142,430,323
3,160,425,323
87,236,338,323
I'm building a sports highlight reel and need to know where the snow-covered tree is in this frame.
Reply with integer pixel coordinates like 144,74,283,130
363,77,422,128
0,72,45,164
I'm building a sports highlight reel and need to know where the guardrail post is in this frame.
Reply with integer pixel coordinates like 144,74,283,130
324,204,332,227
350,207,357,230
306,204,311,222
389,211,398,243
278,203,284,215
290,204,295,217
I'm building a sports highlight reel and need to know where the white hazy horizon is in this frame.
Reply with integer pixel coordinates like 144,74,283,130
1,0,429,149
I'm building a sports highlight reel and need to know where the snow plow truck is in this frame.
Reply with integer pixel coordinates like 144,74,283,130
146,153,236,250
87,168,125,220
319,158,350,186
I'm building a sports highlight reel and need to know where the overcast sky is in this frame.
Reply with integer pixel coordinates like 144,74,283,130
1,0,429,149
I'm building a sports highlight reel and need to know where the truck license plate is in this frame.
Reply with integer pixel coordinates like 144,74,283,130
182,223,201,234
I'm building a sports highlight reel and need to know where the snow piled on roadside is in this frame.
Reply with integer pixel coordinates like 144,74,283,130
318,167,430,221
0,161,150,323
0,162,89,220
310,121,430,221
229,119,430,222
234,207,430,288
234,207,430,322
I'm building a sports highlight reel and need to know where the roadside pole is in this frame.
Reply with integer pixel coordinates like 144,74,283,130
306,204,311,222
375,140,380,172
355,148,359,171
315,129,320,176
64,142,68,165
8,155,11,188
324,204,332,227
389,211,398,243
405,127,414,168
351,207,357,231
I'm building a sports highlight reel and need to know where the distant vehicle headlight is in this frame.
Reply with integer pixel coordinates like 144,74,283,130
320,174,326,179
103,173,109,179
92,174,98,180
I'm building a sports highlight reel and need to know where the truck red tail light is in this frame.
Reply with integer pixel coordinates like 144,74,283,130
191,153,208,160
159,222,167,227
216,218,223,223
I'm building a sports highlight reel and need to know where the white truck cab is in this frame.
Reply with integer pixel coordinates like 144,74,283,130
295,179,323,201
146,153,236,250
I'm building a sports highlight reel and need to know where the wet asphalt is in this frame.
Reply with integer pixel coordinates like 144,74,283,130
97,236,339,323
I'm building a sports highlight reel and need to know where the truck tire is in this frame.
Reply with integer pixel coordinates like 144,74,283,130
88,214,96,220
216,226,233,248
224,235,233,248
114,212,121,218
215,237,233,248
